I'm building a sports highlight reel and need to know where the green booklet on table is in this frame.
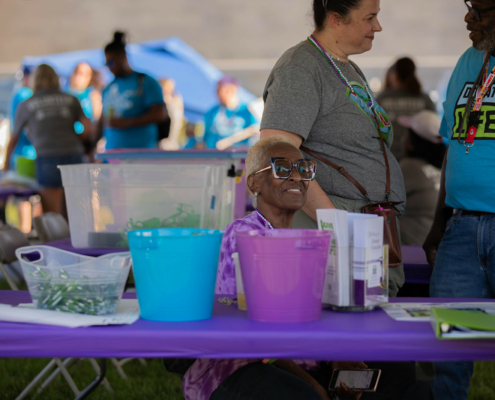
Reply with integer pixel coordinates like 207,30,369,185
431,307,495,339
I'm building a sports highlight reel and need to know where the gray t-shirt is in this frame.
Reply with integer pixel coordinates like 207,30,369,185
376,88,436,160
261,41,406,214
13,89,85,157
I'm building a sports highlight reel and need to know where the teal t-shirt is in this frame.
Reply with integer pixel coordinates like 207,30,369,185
441,47,495,213
67,87,94,119
102,72,164,149
67,86,95,134
203,104,257,149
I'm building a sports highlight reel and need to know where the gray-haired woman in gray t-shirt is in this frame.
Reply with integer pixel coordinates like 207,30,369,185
260,0,406,297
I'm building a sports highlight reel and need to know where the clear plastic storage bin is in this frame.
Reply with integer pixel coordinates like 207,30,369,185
16,245,132,315
95,149,248,230
59,164,223,248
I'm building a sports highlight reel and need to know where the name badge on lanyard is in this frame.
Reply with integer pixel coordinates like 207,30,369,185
464,53,495,154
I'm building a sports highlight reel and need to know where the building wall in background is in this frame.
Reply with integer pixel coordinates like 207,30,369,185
0,0,473,97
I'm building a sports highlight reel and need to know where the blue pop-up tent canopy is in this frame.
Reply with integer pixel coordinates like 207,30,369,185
21,36,256,123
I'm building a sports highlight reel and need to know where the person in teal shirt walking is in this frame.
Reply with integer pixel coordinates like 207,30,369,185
97,32,167,150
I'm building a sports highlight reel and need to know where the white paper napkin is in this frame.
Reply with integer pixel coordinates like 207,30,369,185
0,299,140,328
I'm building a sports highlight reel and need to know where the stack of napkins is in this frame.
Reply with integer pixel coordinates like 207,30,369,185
0,299,140,328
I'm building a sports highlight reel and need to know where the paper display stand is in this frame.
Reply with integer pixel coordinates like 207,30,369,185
317,209,388,311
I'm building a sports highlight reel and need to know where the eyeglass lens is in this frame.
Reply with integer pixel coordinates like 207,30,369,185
273,160,314,179
465,1,481,21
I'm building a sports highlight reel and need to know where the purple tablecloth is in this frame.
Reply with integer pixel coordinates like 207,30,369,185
45,240,432,285
402,246,431,285
1,291,494,361
0,186,37,201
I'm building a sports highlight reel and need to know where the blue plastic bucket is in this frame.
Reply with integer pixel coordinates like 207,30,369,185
128,228,223,322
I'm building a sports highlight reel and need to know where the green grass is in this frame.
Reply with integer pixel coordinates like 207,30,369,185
0,358,185,400
0,358,493,399
468,361,495,400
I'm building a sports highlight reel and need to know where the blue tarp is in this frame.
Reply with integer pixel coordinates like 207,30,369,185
21,36,256,123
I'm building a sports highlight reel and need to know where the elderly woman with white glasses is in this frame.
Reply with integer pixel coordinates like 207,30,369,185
182,135,364,400
178,136,431,400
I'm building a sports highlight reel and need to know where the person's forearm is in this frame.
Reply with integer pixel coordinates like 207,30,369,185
423,148,448,267
123,106,167,128
80,117,94,142
95,117,104,143
429,149,448,235
302,180,336,221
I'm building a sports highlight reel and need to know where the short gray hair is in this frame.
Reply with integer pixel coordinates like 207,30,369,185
245,135,302,206
245,135,300,177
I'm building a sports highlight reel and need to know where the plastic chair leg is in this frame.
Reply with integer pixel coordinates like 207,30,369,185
15,359,57,400
54,358,80,396
37,358,76,395
110,358,128,380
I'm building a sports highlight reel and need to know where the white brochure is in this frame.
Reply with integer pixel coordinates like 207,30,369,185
353,216,384,287
317,209,350,306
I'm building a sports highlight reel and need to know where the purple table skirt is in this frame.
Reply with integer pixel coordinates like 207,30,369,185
402,246,431,285
45,240,432,285
1,291,494,361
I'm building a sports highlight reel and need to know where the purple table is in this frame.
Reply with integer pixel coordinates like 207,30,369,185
45,240,432,285
1,291,494,361
0,186,37,201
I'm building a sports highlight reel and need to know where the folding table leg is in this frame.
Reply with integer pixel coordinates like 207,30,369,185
0,261,18,290
54,358,80,396
37,358,76,395
74,358,107,400
88,358,113,392
15,359,57,400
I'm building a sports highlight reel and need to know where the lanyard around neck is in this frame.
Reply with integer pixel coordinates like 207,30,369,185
459,52,495,153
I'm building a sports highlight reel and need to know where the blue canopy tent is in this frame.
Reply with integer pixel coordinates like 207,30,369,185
21,36,256,123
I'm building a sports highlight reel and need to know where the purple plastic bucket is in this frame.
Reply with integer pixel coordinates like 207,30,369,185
235,229,332,323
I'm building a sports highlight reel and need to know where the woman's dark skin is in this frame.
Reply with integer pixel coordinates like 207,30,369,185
246,142,366,400
247,142,309,229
